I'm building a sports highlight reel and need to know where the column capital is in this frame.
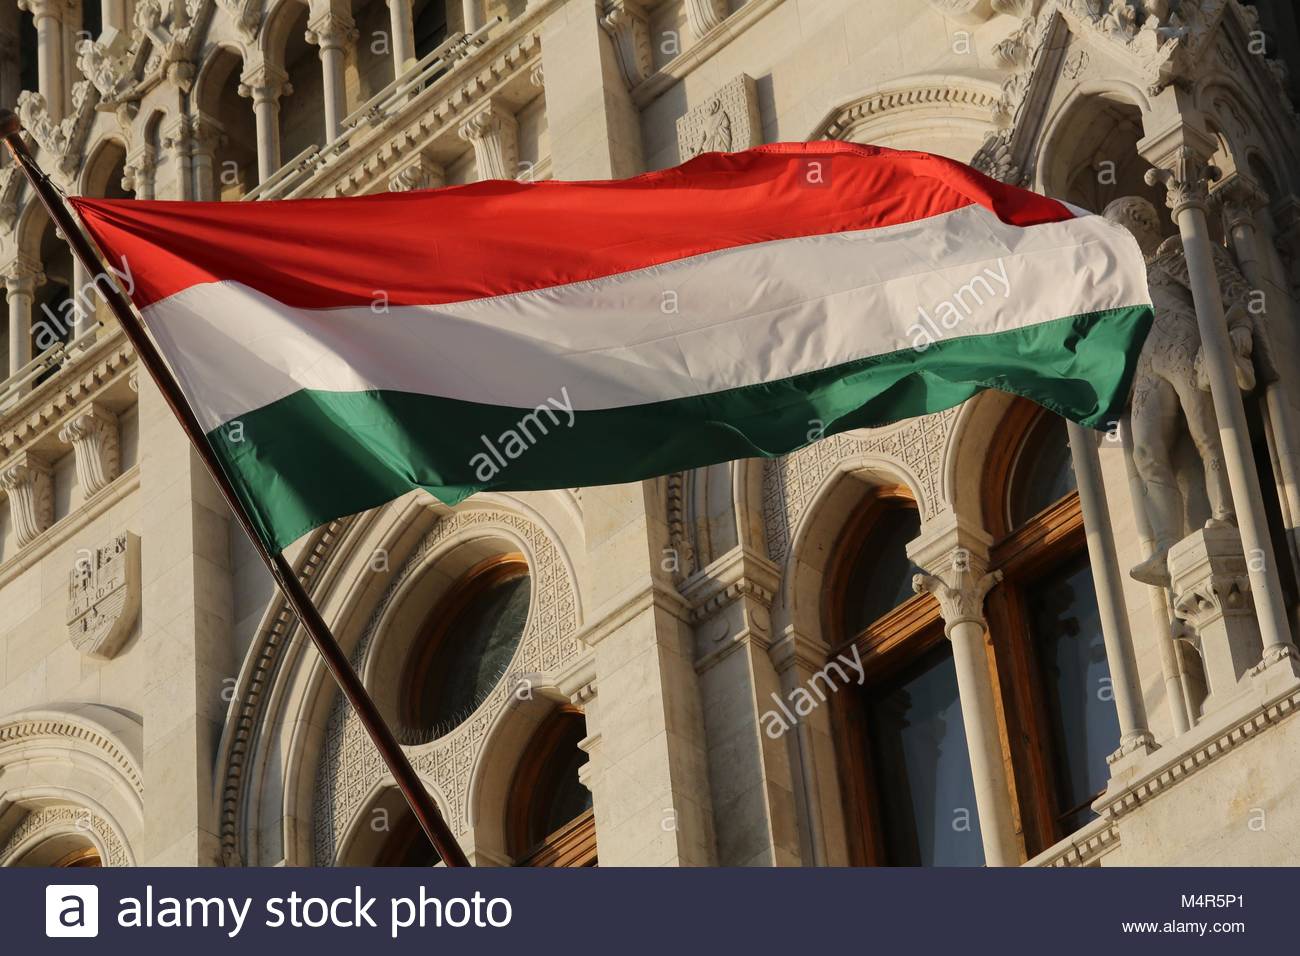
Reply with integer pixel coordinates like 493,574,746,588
190,112,227,155
2,254,46,294
0,451,54,547
238,64,292,104
305,12,359,52
906,513,998,635
16,0,75,20
1210,172,1270,235
1144,149,1221,218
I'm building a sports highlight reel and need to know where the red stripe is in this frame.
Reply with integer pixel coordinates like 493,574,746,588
71,142,1072,310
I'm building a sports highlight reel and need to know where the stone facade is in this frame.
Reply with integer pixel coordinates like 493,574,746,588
2,0,1300,868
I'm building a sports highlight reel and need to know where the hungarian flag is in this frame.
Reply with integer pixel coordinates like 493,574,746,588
72,142,1153,551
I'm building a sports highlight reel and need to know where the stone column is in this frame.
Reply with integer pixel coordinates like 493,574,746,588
189,114,225,201
239,65,291,185
386,0,417,74
305,12,358,143
1066,421,1157,761
462,0,484,33
457,98,519,180
122,144,157,199
4,256,43,384
17,1,67,121
71,256,96,344
910,518,1020,867
102,0,129,31
160,116,194,202
1141,124,1298,679
1213,175,1300,592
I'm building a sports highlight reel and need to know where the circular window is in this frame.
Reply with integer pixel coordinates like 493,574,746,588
400,556,531,741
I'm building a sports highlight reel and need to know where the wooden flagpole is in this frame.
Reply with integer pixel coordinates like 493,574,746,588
0,110,471,868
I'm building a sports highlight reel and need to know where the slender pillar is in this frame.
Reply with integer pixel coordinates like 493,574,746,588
1214,175,1300,595
190,115,223,201
910,520,1020,867
462,0,484,33
306,13,357,143
4,257,42,383
238,66,291,184
1145,146,1298,667
71,256,96,344
1066,420,1157,757
18,0,67,122
102,0,129,31
387,0,416,74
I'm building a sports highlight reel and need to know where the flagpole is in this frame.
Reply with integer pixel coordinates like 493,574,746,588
0,110,471,868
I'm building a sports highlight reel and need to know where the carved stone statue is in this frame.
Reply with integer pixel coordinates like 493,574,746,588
1104,196,1257,587
694,99,732,156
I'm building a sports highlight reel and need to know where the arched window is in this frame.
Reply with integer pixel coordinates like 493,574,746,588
399,555,530,741
828,488,985,867
985,400,1119,850
507,708,596,866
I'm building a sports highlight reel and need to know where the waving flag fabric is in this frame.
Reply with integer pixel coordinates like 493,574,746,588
72,142,1153,551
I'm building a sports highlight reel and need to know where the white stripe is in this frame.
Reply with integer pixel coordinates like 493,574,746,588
142,204,1151,432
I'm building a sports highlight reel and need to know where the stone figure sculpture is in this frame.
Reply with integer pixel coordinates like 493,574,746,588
1103,196,1257,587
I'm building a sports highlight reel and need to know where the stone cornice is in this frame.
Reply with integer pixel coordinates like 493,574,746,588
1096,676,1300,823
302,18,547,198
680,545,779,623
577,579,693,648
0,329,135,463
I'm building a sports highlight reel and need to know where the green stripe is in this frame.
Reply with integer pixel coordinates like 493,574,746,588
205,307,1152,550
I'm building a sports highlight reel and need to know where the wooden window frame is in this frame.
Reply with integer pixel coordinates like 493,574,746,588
507,706,597,867
983,400,1104,857
825,487,953,866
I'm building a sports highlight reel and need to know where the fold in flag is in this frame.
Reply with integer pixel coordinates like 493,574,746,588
72,142,1153,552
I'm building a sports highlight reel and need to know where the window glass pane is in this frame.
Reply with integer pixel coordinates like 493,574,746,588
842,507,921,635
1011,419,1076,526
420,572,530,731
1027,556,1118,833
867,644,984,866
534,721,593,842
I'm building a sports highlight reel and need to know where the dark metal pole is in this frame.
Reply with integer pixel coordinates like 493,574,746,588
0,110,471,868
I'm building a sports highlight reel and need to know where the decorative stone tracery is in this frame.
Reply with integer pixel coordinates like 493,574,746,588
311,507,581,864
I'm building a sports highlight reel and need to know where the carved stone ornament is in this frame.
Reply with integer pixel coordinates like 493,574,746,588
388,156,446,193
683,0,727,39
600,0,653,89
676,74,761,161
913,567,1002,634
67,532,141,661
0,453,53,548
458,99,520,180
58,404,121,498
